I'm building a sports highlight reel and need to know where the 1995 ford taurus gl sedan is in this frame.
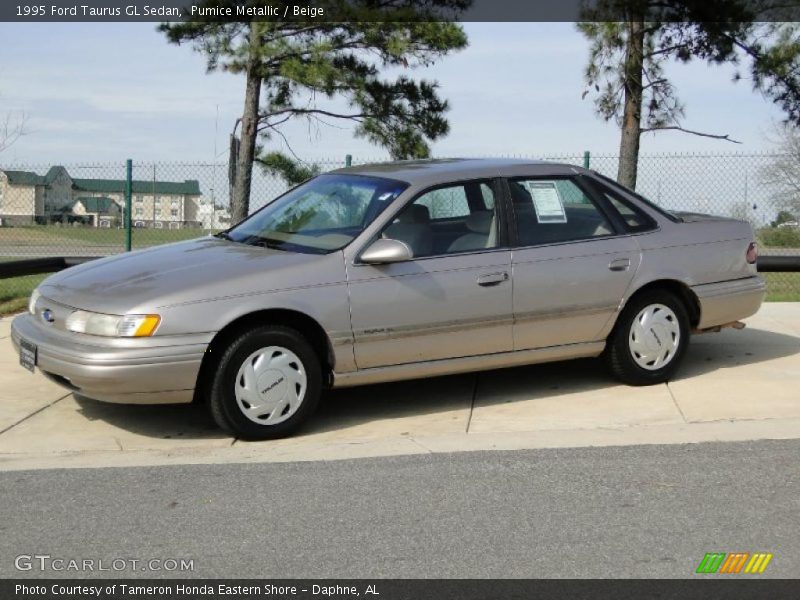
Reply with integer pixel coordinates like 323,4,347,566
12,159,766,439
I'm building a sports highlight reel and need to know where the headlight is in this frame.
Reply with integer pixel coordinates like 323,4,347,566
117,314,161,337
65,311,160,337
28,289,41,315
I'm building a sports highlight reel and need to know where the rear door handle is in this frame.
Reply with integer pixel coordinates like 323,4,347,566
477,272,509,287
609,258,631,272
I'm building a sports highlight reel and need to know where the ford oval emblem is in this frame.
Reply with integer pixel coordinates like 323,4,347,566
42,309,55,323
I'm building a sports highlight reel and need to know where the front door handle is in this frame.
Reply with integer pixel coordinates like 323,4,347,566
477,272,509,287
609,258,631,272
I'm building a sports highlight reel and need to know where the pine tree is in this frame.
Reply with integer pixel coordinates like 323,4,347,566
578,1,800,189
161,1,469,222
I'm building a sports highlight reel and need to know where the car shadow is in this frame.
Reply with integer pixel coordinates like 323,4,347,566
71,325,800,441
72,395,228,442
670,325,800,380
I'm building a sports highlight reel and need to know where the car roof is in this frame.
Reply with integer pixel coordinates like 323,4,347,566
330,158,583,186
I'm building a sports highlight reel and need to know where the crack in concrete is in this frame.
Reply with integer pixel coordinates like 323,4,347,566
465,373,479,434
684,415,792,425
406,437,433,454
665,383,688,423
0,393,71,436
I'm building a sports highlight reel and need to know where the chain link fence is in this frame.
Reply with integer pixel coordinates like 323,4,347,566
1,152,799,305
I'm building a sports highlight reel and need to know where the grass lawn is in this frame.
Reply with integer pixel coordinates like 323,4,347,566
0,273,47,315
763,272,800,302
0,225,214,250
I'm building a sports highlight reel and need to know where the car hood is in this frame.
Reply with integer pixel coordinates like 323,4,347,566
38,237,342,314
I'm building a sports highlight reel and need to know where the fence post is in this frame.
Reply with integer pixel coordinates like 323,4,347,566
124,159,132,252
345,154,352,167
583,150,590,169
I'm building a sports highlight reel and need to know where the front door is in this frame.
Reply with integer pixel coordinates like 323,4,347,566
347,179,514,369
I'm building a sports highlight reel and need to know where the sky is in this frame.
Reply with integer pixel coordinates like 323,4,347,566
0,21,789,167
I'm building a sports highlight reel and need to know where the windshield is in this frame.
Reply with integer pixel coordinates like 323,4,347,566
225,174,408,253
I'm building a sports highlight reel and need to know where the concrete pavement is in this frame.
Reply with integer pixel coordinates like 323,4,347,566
1,303,799,471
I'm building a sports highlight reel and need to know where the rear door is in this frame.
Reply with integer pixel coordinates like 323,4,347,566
507,175,641,350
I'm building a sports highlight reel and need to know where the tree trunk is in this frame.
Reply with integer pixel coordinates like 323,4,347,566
230,25,262,225
616,17,645,190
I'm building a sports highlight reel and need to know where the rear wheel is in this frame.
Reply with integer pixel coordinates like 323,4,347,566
605,290,690,386
208,325,322,440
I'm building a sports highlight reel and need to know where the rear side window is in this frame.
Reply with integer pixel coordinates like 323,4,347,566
591,172,679,223
508,178,614,246
593,184,657,233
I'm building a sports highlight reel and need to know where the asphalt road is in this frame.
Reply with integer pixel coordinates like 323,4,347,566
1,439,798,579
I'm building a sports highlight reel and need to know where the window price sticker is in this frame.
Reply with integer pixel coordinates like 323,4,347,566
525,180,567,223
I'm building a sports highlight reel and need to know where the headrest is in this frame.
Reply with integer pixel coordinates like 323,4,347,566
509,182,532,205
397,204,431,224
466,211,493,234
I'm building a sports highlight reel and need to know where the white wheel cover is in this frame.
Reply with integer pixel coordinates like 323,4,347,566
234,346,307,425
628,303,681,371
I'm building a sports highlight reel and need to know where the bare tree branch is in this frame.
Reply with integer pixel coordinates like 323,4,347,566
267,126,305,163
639,125,742,143
641,77,669,91
761,123,800,212
260,107,369,121
0,111,28,154
256,113,293,132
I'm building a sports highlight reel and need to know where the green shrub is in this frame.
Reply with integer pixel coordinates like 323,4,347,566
758,226,800,248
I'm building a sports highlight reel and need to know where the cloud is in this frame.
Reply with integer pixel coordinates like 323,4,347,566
0,21,786,164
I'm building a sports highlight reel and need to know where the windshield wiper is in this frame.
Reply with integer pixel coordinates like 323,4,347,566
247,236,289,251
214,231,235,241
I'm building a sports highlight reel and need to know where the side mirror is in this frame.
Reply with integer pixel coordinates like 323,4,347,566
359,238,414,264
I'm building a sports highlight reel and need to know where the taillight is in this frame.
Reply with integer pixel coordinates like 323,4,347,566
746,241,758,264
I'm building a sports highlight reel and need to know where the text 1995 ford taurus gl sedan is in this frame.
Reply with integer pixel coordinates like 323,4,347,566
12,159,765,439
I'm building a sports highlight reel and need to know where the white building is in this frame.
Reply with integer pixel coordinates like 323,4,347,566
0,166,204,228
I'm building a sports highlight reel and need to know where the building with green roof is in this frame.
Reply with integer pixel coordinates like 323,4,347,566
0,166,203,228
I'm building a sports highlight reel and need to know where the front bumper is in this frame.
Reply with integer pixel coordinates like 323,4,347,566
692,276,767,330
10,313,211,404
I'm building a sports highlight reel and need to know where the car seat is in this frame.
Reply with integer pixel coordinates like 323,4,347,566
447,211,497,252
384,204,433,257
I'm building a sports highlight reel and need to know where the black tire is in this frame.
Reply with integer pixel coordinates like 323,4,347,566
605,290,690,386
208,325,322,440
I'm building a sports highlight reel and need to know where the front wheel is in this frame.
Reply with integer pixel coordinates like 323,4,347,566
208,325,322,440
605,291,690,386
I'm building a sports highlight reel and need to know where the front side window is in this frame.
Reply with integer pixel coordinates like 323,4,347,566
227,174,407,253
383,180,498,258
415,185,470,220
508,178,614,246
